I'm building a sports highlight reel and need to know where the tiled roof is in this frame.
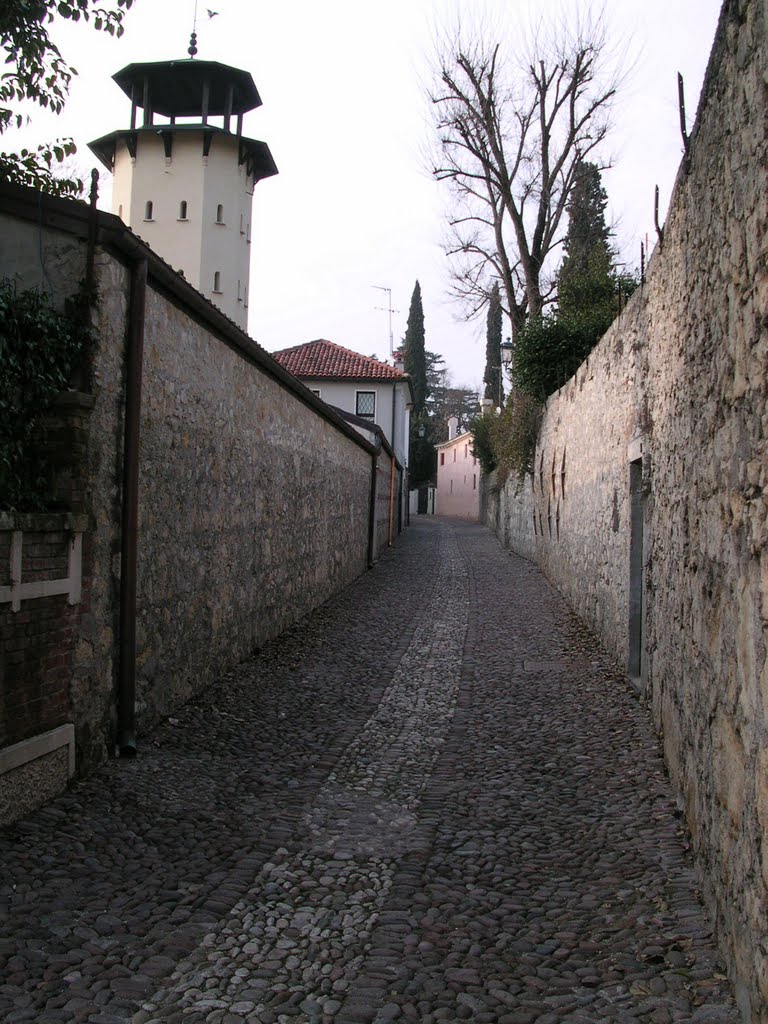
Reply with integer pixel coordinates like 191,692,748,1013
272,339,409,381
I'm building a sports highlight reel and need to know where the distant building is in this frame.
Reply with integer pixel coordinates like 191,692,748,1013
89,56,277,330
272,339,413,471
435,416,479,520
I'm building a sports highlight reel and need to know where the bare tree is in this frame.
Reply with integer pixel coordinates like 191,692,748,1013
429,12,621,338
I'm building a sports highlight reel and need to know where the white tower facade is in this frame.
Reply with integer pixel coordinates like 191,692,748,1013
89,59,277,331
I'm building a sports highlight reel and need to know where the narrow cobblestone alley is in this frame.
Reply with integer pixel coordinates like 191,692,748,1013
0,520,738,1024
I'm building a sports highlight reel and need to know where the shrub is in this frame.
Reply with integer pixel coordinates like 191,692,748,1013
492,391,542,483
470,390,542,484
511,308,614,400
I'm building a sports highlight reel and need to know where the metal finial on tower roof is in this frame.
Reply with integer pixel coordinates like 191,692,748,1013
188,0,199,57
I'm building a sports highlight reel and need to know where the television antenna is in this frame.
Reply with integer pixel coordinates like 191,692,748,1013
372,285,398,357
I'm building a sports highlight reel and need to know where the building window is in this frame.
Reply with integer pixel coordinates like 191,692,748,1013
237,279,242,302
144,200,153,220
216,204,224,224
178,200,188,220
213,271,222,293
440,452,445,466
243,285,248,309
310,388,321,397
118,204,123,220
473,473,477,489
450,480,453,494
246,222,251,244
465,444,468,459
453,449,456,462
240,213,245,235
356,391,375,420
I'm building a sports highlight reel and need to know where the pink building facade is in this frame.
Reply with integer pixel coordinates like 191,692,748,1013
435,422,479,520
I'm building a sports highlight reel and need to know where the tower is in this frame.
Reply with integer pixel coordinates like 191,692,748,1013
89,56,277,330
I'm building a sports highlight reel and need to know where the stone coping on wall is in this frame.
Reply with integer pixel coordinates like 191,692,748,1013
0,725,75,827
0,723,75,777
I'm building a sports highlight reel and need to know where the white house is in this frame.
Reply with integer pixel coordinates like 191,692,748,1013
89,56,277,331
272,339,414,470
435,417,480,520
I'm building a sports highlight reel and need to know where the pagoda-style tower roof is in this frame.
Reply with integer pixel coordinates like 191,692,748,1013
112,59,262,118
87,56,277,182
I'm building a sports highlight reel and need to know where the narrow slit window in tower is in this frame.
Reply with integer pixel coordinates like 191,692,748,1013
144,200,153,220
178,200,187,220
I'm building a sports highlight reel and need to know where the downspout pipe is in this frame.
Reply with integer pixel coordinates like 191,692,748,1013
388,456,395,546
367,442,379,568
118,257,147,756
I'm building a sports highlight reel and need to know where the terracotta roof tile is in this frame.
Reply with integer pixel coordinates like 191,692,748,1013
272,339,408,381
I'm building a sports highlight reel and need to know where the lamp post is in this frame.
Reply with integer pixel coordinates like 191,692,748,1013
499,337,514,406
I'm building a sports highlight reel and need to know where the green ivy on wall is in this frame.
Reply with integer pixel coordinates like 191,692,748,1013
0,279,93,509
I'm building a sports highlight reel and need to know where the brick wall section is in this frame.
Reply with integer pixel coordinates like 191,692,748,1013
0,522,79,750
486,1,767,1016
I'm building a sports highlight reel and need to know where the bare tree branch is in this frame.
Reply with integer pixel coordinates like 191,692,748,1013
427,10,622,338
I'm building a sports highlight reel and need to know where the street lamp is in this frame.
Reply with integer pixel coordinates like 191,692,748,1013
500,337,513,372
498,337,513,406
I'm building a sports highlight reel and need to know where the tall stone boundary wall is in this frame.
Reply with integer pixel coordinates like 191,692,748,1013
133,281,373,724
0,187,392,817
486,1,767,1017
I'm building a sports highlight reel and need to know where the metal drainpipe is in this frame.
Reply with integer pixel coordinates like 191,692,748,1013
388,457,395,546
118,258,147,756
367,445,378,569
391,383,396,454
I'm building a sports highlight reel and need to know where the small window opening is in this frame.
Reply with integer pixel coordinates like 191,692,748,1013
213,271,222,293
453,449,456,462
355,391,376,420
178,200,188,220
216,204,224,224
144,200,153,220
243,285,248,309
440,453,445,466
237,280,242,302
240,213,244,235
118,203,123,220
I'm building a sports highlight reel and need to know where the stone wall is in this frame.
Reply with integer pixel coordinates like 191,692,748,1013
0,186,395,809
486,0,767,1017
134,284,373,725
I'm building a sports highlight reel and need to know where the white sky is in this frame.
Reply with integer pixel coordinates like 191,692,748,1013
7,0,723,392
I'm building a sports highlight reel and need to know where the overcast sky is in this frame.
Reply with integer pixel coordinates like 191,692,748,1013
9,0,723,392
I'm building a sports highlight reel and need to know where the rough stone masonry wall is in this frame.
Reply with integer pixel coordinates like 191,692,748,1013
1,206,380,788
488,0,767,1017
134,285,373,726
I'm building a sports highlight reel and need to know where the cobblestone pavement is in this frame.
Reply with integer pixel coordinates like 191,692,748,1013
0,520,739,1024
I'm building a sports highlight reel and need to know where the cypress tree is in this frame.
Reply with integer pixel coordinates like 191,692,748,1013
403,281,427,415
483,281,503,405
557,161,614,319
